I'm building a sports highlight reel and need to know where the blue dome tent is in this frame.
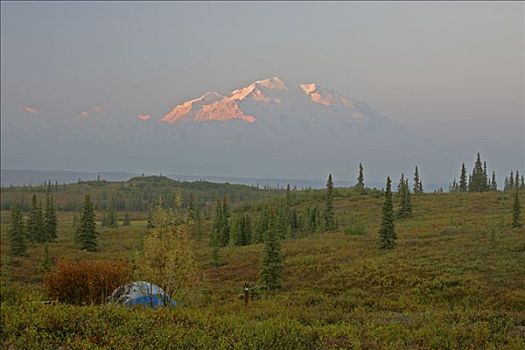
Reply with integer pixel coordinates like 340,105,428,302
108,281,176,308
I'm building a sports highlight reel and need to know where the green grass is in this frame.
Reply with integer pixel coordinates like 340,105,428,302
1,190,525,349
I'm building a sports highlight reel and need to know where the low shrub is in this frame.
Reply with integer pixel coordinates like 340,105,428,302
344,224,367,236
44,259,130,305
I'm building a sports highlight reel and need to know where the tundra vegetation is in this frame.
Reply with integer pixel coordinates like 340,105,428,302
1,157,524,349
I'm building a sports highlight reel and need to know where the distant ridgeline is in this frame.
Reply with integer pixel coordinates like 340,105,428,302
1,153,522,213
0,175,281,213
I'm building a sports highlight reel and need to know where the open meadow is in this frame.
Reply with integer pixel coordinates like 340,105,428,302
1,179,524,349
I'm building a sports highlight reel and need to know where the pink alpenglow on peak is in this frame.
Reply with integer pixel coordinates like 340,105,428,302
300,83,353,108
161,77,289,124
79,111,90,118
161,77,369,125
137,113,152,121
21,106,39,114
161,91,224,123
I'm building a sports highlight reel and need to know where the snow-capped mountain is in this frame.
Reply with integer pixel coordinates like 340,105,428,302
3,76,445,181
159,77,396,131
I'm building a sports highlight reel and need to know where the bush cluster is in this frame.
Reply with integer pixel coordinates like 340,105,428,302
44,259,130,305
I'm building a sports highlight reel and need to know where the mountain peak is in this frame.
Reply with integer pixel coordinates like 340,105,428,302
160,77,379,125
255,77,287,90
300,82,352,108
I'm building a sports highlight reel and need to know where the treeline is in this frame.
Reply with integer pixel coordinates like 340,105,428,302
450,153,524,192
8,192,58,257
0,175,279,213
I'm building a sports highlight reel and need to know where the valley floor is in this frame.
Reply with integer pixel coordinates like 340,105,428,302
1,191,524,349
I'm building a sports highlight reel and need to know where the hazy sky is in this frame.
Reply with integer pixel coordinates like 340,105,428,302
1,1,523,181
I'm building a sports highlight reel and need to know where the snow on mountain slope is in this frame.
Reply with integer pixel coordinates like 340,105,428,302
160,77,394,132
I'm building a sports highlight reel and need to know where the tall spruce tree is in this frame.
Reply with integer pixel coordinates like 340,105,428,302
260,211,284,291
459,163,467,192
254,206,269,243
405,180,413,215
512,188,522,228
413,166,422,193
356,163,365,192
450,179,457,192
9,204,27,257
491,171,497,191
470,153,486,192
77,195,97,251
509,171,514,191
378,177,396,249
213,198,230,246
231,214,252,246
397,178,412,218
515,170,520,190
521,176,525,190
397,174,405,193
27,194,44,243
44,193,57,241
483,161,488,190
324,174,335,231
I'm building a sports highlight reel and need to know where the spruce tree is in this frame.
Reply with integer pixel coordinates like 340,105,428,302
230,215,241,246
77,195,97,251
470,153,485,192
254,207,269,243
521,176,525,190
413,166,421,193
242,214,252,245
260,211,284,291
397,174,405,193
515,171,520,190
398,178,412,218
307,207,318,232
483,161,488,190
213,198,230,246
459,163,467,192
9,204,27,257
289,208,299,234
491,171,497,191
286,184,292,207
403,179,412,217
512,189,522,229
356,163,365,192
378,177,396,249
27,194,41,243
324,174,335,231
509,171,514,191
40,242,52,271
44,193,57,241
